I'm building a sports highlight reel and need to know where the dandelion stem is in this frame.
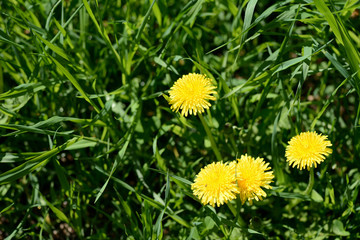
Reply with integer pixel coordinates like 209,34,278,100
198,114,222,161
304,167,314,195
227,202,246,228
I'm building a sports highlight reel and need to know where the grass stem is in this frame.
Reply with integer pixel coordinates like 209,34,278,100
227,202,246,228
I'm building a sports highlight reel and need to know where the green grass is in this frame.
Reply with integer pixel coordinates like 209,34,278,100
1,0,360,239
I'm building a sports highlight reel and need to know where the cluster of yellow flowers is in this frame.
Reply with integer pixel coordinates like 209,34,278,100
191,155,274,207
168,73,332,207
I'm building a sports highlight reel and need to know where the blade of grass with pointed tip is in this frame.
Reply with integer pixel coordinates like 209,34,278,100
42,195,69,223
270,190,311,200
3,116,106,137
0,123,74,137
154,171,170,238
223,54,311,99
49,55,100,113
0,29,24,49
313,0,343,45
82,0,124,73
323,50,350,79
65,139,97,150
5,209,30,240
271,110,285,184
94,132,132,203
210,67,240,122
0,137,80,185
0,82,46,101
314,0,360,94
233,0,258,66
0,203,14,214
135,0,157,44
336,18,360,94
94,103,141,203
96,166,191,228
34,33,69,61
241,0,258,44
311,73,351,130
50,3,84,44
149,168,193,186
185,0,204,27
53,159,70,194
152,2,162,26
45,0,62,32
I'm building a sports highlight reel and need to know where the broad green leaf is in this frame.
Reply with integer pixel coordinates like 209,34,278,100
332,219,350,236
248,229,264,235
204,216,215,230
311,189,324,202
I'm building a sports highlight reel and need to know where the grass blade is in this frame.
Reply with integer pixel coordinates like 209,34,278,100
0,137,80,185
49,55,100,113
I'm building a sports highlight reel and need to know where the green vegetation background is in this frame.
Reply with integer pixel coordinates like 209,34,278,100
0,0,359,239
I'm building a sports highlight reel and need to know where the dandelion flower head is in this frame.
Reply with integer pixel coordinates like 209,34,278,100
168,73,216,117
285,131,332,170
231,154,274,205
191,162,239,207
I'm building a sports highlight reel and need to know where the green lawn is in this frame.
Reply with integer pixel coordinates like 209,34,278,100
0,0,360,239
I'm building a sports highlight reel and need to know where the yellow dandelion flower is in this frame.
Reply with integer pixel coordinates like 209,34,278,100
168,73,216,117
231,154,274,205
191,162,239,207
285,131,332,170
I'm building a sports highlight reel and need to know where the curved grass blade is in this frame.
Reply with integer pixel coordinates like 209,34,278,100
82,0,125,73
94,102,141,203
310,73,353,130
49,55,100,113
0,137,80,185
96,167,192,228
42,194,69,224
34,32,69,61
